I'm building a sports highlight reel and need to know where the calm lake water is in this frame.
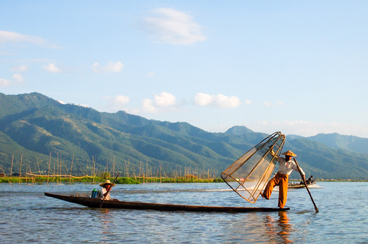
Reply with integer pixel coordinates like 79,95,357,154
1,182,367,243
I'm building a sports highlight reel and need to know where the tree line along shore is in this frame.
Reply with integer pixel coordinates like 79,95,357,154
1,154,365,185
1,174,367,185
0,174,224,184
0,153,224,184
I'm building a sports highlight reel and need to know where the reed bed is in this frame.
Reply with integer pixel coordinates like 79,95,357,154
0,153,223,185
0,175,222,184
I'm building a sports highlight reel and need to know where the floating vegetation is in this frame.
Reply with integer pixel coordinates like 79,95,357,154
0,175,223,184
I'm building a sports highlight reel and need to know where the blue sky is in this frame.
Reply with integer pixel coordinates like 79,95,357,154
1,1,368,137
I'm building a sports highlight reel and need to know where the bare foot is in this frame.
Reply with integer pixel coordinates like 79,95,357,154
260,192,270,200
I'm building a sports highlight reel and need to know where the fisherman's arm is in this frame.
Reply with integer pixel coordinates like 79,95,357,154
292,163,306,180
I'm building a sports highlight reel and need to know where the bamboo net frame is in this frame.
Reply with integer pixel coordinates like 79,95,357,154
221,131,286,204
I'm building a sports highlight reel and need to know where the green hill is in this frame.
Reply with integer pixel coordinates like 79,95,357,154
0,92,368,180
307,133,368,154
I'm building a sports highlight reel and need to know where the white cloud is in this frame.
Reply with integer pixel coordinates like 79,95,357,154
93,61,124,73
154,92,176,107
0,30,58,48
11,64,28,72
142,98,157,113
245,99,252,105
142,8,206,45
114,95,130,105
147,72,155,77
0,78,10,87
194,93,241,108
104,95,130,111
194,93,213,106
0,30,44,44
141,92,177,113
43,63,62,73
13,73,24,82
215,94,241,108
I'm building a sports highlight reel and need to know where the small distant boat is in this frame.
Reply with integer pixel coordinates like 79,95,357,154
288,180,316,189
44,192,289,213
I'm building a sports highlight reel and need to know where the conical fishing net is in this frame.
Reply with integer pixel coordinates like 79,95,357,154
221,132,285,203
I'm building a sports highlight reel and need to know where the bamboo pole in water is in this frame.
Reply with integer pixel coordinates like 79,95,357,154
160,162,162,183
70,155,74,183
59,155,62,184
37,159,40,175
10,155,13,176
19,154,23,185
48,153,51,185
30,165,35,184
57,153,59,184
93,156,95,184
125,161,130,178
75,158,84,177
113,156,116,178
139,161,142,178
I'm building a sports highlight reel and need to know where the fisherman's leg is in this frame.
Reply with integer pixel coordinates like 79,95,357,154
278,175,289,208
262,176,279,199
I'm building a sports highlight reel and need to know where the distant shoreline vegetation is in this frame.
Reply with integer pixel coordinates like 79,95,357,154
289,179,368,182
0,175,224,184
1,175,367,184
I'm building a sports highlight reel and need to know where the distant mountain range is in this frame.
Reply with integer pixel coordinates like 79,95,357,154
1,92,368,179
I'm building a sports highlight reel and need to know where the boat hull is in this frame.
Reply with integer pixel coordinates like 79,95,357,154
44,192,289,213
288,181,317,189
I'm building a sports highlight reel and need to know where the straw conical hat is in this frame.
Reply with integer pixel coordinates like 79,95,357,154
99,180,116,187
281,150,297,157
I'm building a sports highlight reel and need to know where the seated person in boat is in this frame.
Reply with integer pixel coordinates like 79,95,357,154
306,175,313,184
99,180,115,200
261,150,306,208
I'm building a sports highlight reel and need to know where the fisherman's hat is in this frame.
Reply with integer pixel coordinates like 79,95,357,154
282,150,297,157
99,180,116,187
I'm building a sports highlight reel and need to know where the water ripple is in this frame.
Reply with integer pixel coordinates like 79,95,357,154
0,182,367,243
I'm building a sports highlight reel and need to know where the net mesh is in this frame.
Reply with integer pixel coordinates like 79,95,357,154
221,132,285,203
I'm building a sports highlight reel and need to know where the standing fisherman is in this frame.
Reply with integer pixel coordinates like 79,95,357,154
261,150,306,208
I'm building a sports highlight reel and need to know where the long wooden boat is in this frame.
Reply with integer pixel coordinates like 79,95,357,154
44,192,289,213
288,180,317,189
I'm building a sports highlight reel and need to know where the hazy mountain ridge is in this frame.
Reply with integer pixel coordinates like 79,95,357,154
307,133,368,154
1,92,368,179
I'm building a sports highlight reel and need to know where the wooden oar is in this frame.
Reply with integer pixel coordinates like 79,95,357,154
100,172,120,208
294,159,319,213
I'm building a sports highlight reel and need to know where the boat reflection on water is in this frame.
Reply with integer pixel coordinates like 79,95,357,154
264,211,293,243
223,210,293,242
99,209,112,236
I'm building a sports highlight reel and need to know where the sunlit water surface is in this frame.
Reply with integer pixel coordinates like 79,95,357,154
1,182,367,243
